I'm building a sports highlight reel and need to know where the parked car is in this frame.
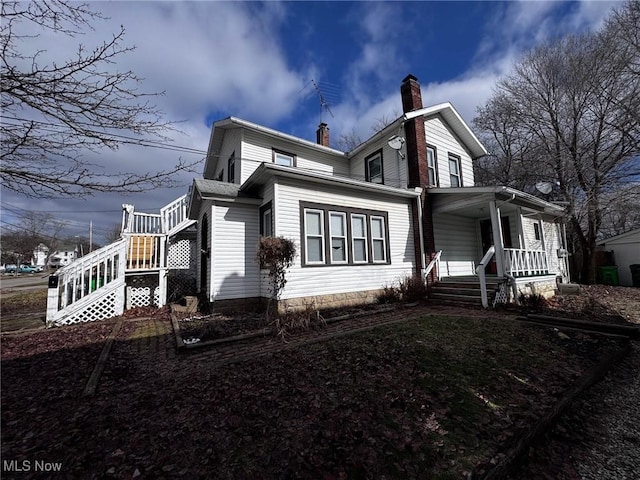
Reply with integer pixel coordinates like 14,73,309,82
4,264,18,273
18,265,38,273
32,265,44,272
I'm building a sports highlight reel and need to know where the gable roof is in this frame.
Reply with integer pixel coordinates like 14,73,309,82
349,102,487,159
597,228,640,246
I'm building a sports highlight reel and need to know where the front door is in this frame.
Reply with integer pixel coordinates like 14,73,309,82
480,217,512,274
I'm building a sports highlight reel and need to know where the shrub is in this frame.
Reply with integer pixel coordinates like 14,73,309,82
256,236,296,318
398,274,428,302
518,292,548,312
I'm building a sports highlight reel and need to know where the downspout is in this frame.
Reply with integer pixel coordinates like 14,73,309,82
415,188,426,278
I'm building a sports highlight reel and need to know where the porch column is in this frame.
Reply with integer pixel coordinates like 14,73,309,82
489,200,505,276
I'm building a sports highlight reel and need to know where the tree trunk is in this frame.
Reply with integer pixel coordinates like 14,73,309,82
580,241,597,284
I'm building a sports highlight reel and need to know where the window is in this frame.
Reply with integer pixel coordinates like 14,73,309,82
304,209,324,264
448,153,462,187
215,170,224,182
228,152,235,183
260,202,273,237
329,212,347,263
365,150,383,184
534,222,541,241
300,202,389,267
351,214,368,263
427,145,438,186
273,150,295,167
370,216,387,262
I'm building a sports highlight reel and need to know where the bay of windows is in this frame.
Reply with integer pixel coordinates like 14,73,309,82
301,202,389,266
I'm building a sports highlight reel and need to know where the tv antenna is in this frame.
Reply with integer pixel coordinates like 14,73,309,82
310,79,334,122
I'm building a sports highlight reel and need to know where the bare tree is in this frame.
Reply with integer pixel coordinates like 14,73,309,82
0,210,65,264
474,5,640,283
334,128,363,152
0,0,198,198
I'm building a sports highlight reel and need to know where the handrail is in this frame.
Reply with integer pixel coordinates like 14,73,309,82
475,245,495,308
423,250,443,285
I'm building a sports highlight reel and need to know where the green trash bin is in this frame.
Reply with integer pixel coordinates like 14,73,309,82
598,266,619,286
631,264,640,287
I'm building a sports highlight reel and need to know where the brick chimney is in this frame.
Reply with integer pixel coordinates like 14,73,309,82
401,74,428,188
401,74,436,275
316,123,330,147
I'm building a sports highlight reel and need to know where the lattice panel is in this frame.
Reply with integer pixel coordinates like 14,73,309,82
167,238,195,269
53,289,121,326
493,283,510,307
127,286,161,308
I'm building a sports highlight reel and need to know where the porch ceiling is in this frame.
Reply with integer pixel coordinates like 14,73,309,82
428,186,564,219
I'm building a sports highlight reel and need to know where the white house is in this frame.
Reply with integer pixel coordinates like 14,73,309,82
597,229,640,287
188,75,569,310
47,246,78,268
32,243,49,267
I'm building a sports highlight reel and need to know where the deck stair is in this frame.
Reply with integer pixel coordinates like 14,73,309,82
46,195,196,327
429,275,504,307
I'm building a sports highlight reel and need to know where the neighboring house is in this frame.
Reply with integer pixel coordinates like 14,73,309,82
188,74,569,311
33,243,49,267
597,229,640,287
47,246,78,268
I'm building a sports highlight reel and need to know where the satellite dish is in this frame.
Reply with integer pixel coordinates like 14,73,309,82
387,135,405,151
535,182,553,195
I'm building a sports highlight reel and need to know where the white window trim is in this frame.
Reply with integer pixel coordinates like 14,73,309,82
274,151,294,167
427,146,438,186
351,213,368,264
370,215,387,263
448,153,462,187
329,211,348,264
304,208,325,264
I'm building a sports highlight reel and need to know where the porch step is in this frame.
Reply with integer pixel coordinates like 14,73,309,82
429,276,503,307
429,292,483,306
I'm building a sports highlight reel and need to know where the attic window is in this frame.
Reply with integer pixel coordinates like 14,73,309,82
273,150,295,167
448,153,462,187
427,145,438,186
365,150,383,184
228,152,235,183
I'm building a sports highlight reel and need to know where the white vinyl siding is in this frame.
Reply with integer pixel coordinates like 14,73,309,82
211,202,260,300
240,129,349,184
423,115,475,187
207,128,241,180
273,179,415,300
350,138,407,188
432,213,478,276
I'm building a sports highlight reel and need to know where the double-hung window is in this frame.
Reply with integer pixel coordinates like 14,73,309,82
427,145,438,186
448,153,462,187
329,212,347,263
274,150,295,167
351,214,368,263
370,216,387,262
304,209,324,264
365,150,383,184
300,202,389,267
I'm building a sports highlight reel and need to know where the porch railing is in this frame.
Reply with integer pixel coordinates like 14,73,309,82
423,250,442,285
475,245,495,308
46,239,127,326
504,248,549,276
126,235,165,270
161,194,190,235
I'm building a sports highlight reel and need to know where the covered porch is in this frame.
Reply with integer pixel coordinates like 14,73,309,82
427,186,569,306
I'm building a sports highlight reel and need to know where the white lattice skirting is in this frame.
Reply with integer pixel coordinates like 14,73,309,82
167,238,196,269
127,285,161,309
52,288,122,327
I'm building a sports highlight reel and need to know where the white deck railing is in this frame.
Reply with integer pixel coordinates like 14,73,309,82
161,194,190,235
475,245,496,308
423,250,442,285
46,239,127,326
504,248,549,276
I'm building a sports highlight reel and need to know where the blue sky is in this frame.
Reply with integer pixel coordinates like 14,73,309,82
1,0,621,244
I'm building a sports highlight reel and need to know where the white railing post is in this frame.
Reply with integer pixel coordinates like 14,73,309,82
46,276,60,327
475,245,496,308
